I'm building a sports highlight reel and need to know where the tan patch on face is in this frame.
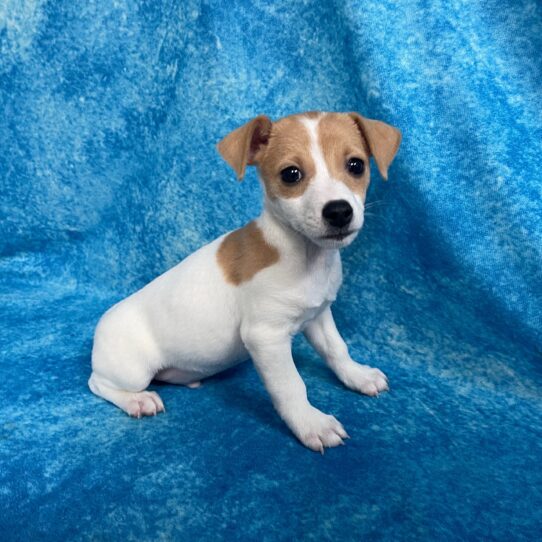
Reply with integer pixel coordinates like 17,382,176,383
318,113,371,197
255,112,370,200
256,114,316,199
217,221,279,285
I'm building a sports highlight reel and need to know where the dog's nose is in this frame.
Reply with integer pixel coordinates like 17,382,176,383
322,200,353,228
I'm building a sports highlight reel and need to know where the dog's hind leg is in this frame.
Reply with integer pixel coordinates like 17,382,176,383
88,372,165,417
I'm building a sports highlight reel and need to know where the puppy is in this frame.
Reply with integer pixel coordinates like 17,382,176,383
89,111,401,452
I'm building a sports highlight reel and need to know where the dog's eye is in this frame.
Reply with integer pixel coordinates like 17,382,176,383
280,166,303,184
346,157,365,176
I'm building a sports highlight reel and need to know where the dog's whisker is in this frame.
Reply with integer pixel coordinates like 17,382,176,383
364,200,387,210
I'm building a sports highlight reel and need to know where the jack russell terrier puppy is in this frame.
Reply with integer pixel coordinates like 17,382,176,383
89,111,401,452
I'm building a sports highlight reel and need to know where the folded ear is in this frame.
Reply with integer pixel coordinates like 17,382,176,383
217,115,273,180
348,113,402,180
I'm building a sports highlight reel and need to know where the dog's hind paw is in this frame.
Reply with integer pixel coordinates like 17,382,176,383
126,391,165,418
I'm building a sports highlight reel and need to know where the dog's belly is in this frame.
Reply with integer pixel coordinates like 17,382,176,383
156,327,249,380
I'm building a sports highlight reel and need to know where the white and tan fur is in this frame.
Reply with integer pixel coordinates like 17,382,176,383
89,111,401,452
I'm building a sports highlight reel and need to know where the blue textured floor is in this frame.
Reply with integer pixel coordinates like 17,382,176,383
1,1,541,540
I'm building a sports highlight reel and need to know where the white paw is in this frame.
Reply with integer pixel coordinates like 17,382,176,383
126,391,165,418
289,406,349,453
340,363,389,396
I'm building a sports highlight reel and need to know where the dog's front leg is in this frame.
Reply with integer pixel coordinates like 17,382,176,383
242,324,348,452
304,307,389,396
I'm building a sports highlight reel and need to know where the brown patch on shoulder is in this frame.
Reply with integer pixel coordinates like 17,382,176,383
217,222,280,285
318,113,371,197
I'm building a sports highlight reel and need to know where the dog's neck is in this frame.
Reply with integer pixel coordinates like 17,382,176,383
258,203,340,270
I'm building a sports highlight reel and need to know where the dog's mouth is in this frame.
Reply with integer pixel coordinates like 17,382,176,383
321,229,358,241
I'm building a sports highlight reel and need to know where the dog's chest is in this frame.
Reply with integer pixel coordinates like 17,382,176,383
291,251,342,325
305,254,342,303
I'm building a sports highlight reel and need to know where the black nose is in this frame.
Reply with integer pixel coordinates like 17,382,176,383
322,200,353,228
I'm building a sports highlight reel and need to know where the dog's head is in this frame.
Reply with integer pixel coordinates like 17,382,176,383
217,111,401,249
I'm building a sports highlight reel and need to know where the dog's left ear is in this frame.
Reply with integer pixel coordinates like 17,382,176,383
217,115,273,180
348,113,402,180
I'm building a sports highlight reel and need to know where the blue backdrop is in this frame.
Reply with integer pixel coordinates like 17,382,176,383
1,1,541,540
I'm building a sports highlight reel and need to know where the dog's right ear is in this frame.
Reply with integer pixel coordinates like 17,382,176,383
217,115,273,180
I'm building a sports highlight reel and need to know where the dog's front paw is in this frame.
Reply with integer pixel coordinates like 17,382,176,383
288,406,349,453
340,363,389,396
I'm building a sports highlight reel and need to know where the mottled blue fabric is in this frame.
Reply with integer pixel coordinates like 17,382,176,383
1,0,541,540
